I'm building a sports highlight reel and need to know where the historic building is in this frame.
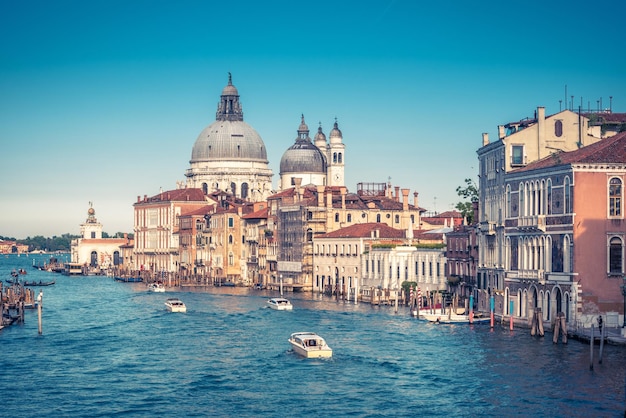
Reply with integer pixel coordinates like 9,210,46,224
503,131,626,329
475,107,602,315
267,181,424,292
70,204,129,273
279,115,345,190
133,188,209,277
185,74,273,201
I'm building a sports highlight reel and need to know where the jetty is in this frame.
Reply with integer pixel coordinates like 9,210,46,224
1,281,36,327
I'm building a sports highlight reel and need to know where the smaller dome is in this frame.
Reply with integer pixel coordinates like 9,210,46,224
329,120,342,140
279,140,327,174
314,124,326,143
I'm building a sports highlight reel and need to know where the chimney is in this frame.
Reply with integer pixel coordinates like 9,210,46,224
317,185,324,207
498,125,505,140
402,189,409,211
294,178,302,202
482,133,489,146
537,106,546,158
238,206,242,216
137,196,140,203
326,188,332,209
413,192,419,208
394,186,400,202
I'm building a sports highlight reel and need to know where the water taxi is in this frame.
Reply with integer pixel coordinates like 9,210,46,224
419,312,490,324
147,282,165,292
267,297,293,310
288,332,332,358
165,298,187,313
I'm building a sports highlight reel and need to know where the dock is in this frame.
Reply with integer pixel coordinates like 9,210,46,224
1,282,36,327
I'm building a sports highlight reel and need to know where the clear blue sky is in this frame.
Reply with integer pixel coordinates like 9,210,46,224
1,0,625,239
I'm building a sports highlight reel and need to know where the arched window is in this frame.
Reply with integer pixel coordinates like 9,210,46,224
609,177,623,217
333,152,337,163
338,153,343,163
230,182,236,196
609,236,623,274
547,179,552,215
519,183,525,217
376,214,381,223
202,183,208,195
506,185,511,218
395,214,399,223
564,176,571,213
241,183,249,199
228,235,233,245
90,251,98,267
306,228,313,242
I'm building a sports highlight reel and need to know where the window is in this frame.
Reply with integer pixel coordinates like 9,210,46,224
335,213,340,222
228,217,234,228
609,236,623,274
564,176,571,214
395,215,399,223
609,177,622,217
519,183,525,217
376,214,381,223
547,179,552,215
512,145,524,165
555,120,563,137
347,214,352,222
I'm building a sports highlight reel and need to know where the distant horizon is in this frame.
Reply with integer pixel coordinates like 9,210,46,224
2,0,624,238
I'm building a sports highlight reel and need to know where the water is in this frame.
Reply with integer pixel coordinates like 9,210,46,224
2,254,625,417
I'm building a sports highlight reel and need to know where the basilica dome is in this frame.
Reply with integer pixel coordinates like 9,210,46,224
191,120,267,162
190,74,268,163
185,74,273,202
280,115,326,174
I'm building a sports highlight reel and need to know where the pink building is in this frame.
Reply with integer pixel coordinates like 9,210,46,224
505,132,626,329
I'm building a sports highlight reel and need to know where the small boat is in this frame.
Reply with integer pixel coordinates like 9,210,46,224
267,297,293,310
114,277,143,283
419,311,490,324
22,280,55,287
165,298,187,313
288,332,332,358
147,282,165,292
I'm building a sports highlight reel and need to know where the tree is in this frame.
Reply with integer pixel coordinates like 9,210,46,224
455,178,479,224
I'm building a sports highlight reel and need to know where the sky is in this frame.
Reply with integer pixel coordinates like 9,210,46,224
1,0,625,239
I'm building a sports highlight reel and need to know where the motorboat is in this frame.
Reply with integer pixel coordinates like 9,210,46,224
288,332,332,358
419,311,490,324
267,297,293,310
165,298,187,313
147,282,165,292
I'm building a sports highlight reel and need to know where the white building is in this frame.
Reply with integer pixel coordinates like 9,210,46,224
70,204,128,272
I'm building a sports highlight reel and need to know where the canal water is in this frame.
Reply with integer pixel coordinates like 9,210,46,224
1,254,625,417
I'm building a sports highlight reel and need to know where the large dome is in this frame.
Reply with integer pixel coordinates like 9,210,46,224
191,120,267,162
190,73,268,163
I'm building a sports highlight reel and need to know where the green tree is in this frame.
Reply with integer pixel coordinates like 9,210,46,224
455,178,479,224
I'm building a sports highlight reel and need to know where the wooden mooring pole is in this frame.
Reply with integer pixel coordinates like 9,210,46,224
37,290,43,335
589,325,594,371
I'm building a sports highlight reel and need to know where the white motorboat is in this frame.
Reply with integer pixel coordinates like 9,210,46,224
419,311,490,324
147,282,165,292
288,332,332,358
267,297,293,310
165,298,187,313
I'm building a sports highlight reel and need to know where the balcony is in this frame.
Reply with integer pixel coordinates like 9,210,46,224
479,221,497,235
517,215,546,232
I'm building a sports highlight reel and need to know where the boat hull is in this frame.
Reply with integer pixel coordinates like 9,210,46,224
267,298,293,310
419,312,490,324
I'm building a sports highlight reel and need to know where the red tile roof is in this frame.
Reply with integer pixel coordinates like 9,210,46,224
317,223,406,239
514,132,626,172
